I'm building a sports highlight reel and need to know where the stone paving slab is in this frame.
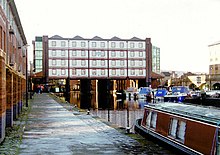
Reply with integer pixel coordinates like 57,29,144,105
18,94,146,155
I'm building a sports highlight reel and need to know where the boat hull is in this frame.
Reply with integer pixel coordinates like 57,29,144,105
134,119,202,155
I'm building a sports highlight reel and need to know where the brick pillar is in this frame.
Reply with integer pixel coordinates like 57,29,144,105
18,77,21,114
0,52,6,143
6,70,13,127
13,74,18,120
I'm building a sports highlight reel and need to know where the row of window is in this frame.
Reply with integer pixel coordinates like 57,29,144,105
50,50,144,57
145,111,186,142
51,40,144,49
50,60,144,67
51,69,144,76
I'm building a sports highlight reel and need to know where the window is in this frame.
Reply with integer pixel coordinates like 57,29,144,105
120,60,124,66
101,42,105,47
111,51,116,57
61,50,65,56
120,42,124,48
81,50,86,56
61,41,66,47
130,52,134,57
169,118,186,142
61,69,66,75
92,70,96,75
111,60,116,66
138,43,143,48
111,42,116,48
101,60,105,66
52,60,56,65
139,60,143,66
81,69,86,75
101,70,105,75
81,60,86,66
52,50,56,56
81,42,86,47
92,60,97,66
139,51,143,57
52,69,56,75
146,111,157,129
72,41,76,47
72,50,77,56
130,42,134,48
92,42,96,47
61,60,66,65
131,60,135,66
120,51,124,57
101,51,105,57
120,69,124,75
131,69,135,75
139,69,143,75
112,69,116,75
52,41,56,47
72,60,77,66
72,69,76,75
92,51,96,56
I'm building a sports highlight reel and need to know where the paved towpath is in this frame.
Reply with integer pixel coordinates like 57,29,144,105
18,93,148,155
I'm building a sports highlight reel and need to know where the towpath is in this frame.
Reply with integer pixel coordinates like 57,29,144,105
18,93,153,155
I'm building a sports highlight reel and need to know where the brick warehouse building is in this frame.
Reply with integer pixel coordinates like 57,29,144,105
0,1,27,143
32,35,152,102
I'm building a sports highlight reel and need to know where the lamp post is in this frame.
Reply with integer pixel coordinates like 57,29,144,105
23,45,29,107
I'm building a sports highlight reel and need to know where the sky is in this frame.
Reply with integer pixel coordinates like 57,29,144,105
15,0,220,73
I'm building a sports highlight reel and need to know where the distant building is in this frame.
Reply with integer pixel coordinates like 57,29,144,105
208,41,220,90
32,35,152,92
0,0,27,143
152,46,160,74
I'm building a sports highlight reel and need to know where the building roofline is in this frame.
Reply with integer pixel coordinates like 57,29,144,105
208,41,220,47
48,35,147,42
8,0,27,45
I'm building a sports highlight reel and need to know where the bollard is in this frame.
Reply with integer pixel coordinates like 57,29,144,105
126,127,130,134
87,109,90,115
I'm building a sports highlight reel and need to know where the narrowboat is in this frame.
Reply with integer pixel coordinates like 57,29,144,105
164,86,189,102
135,102,220,155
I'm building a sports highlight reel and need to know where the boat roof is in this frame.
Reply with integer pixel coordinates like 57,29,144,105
145,102,220,125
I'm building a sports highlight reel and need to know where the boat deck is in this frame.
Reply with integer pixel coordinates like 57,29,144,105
146,102,220,125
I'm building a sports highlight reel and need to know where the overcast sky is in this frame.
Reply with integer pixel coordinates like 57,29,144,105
15,0,220,73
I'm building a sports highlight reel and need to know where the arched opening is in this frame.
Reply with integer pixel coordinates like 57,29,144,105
213,83,220,90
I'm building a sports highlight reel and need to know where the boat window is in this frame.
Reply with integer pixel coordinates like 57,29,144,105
146,111,157,129
170,118,178,138
146,112,152,127
177,121,186,141
150,112,157,128
169,118,186,142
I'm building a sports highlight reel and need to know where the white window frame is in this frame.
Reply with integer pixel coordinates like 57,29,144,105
52,69,56,75
72,69,76,75
52,60,56,65
101,51,105,57
72,60,77,66
61,50,65,56
120,51,124,57
101,69,105,75
92,69,96,75
72,41,76,47
61,60,66,66
52,50,56,56
131,60,135,66
92,42,96,47
101,42,105,47
139,69,143,75
81,60,86,66
111,51,116,57
81,50,86,56
130,42,134,48
112,69,116,75
138,42,143,48
139,51,143,57
81,69,86,75
131,69,135,75
92,60,97,66
111,42,116,48
130,52,134,57
61,41,66,47
120,69,124,75
120,60,124,66
52,41,56,47
139,60,143,66
101,60,105,66
111,60,116,66
61,69,66,75
92,51,96,56
81,42,86,47
120,42,124,48
72,50,77,56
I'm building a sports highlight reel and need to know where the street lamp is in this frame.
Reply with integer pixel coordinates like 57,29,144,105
23,45,29,107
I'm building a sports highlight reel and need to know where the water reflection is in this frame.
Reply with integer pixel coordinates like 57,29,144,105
69,91,150,132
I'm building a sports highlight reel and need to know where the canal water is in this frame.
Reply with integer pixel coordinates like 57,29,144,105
69,91,148,132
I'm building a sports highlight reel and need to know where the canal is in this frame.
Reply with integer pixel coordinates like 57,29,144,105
66,91,178,154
